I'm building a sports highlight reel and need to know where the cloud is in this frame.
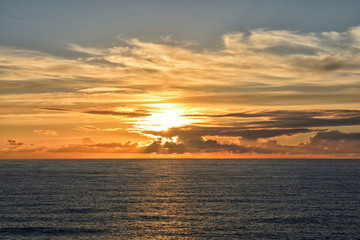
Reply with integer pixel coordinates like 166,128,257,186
49,141,140,153
68,44,106,55
174,92,360,106
6,140,23,146
73,125,100,131
141,124,307,154
208,109,360,128
39,107,150,118
186,109,360,130
2,26,360,90
1,129,359,157
78,87,138,93
82,137,94,144
73,125,122,132
141,129,360,155
145,127,313,140
1,27,359,128
33,129,58,136
223,26,360,56
6,108,359,156
39,107,74,112
137,109,360,155
84,110,150,118
142,138,252,154
290,55,354,72
304,130,360,154
1,26,360,158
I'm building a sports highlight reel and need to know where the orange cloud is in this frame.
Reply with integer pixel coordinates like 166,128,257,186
33,129,58,136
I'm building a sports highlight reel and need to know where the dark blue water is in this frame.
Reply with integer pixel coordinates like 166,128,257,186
1,159,359,239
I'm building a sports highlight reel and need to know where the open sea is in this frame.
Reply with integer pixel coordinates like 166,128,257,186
0,159,359,239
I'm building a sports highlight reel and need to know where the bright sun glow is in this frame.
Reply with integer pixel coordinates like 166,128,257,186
138,110,189,131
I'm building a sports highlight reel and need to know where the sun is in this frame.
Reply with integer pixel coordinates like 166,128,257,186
138,109,189,131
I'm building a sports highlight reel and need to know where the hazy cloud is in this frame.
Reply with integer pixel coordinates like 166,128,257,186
49,141,140,153
84,110,150,118
174,93,360,106
78,87,138,93
82,137,94,144
39,107,150,118
33,129,58,136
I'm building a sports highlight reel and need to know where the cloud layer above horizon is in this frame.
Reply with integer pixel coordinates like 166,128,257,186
1,26,360,158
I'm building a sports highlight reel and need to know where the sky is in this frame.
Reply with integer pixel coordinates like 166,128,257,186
1,0,360,158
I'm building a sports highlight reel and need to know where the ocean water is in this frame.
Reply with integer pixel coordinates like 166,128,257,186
0,159,359,239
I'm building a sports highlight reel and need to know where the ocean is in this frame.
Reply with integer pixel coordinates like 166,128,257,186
0,159,359,239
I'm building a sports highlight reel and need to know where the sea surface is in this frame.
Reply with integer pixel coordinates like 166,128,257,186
0,159,359,239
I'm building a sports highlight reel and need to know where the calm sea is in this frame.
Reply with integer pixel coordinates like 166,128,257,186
0,159,359,239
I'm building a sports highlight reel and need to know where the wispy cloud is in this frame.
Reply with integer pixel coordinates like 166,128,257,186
39,107,150,118
1,26,360,157
33,129,58,136
78,87,138,93
84,110,150,118
1,26,360,92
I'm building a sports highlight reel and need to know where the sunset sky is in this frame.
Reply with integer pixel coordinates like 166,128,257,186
1,0,360,158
